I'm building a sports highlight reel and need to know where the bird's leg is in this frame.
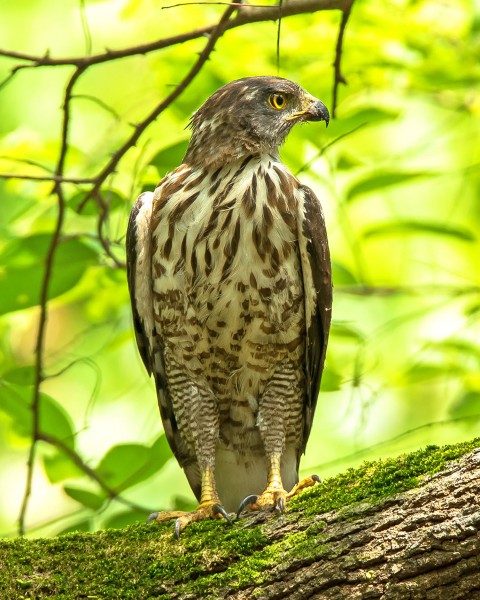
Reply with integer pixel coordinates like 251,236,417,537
174,462,231,537
148,462,232,538
237,453,286,515
237,372,320,515
236,371,320,516
237,453,320,516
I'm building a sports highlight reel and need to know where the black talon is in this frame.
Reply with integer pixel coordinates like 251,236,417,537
174,518,182,540
312,474,321,483
213,503,233,524
276,497,286,513
146,511,159,524
236,494,258,518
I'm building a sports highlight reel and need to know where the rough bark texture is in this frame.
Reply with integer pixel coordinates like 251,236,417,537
231,449,480,600
1,442,479,599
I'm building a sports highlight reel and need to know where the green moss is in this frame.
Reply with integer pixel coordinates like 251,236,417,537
288,438,480,517
0,438,478,599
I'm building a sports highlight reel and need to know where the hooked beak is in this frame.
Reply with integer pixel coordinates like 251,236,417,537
285,95,330,127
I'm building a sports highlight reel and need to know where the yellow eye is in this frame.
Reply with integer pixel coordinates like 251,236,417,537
268,93,287,110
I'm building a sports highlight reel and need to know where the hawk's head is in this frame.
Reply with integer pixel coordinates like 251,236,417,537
184,76,329,170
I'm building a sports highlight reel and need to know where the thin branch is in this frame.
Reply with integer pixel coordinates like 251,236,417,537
295,122,367,176
162,1,272,7
336,283,480,297
78,0,239,212
0,70,17,91
73,94,121,120
312,414,480,472
38,433,155,514
17,68,84,536
331,0,353,117
79,0,93,56
94,190,127,268
0,155,56,174
0,173,96,184
17,189,67,537
276,0,283,74
57,69,86,175
0,0,346,70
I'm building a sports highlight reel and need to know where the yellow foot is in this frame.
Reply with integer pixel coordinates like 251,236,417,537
237,474,320,517
147,501,232,539
286,474,321,499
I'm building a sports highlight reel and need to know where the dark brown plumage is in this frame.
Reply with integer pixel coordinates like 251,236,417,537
126,76,332,536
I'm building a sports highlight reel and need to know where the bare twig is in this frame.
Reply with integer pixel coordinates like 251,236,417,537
73,94,121,120
312,414,480,472
0,1,345,70
337,284,480,297
1,0,349,193
17,68,84,536
0,173,96,183
162,1,270,7
17,189,67,536
295,122,367,176
331,0,353,117
276,0,283,73
79,0,93,56
94,190,127,268
38,432,155,514
78,0,239,212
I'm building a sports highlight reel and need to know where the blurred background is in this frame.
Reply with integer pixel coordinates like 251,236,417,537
0,0,479,537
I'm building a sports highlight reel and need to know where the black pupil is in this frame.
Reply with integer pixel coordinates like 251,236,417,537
274,94,284,106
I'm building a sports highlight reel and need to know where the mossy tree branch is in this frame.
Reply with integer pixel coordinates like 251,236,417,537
2,440,479,599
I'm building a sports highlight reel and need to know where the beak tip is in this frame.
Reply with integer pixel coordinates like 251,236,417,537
308,100,330,126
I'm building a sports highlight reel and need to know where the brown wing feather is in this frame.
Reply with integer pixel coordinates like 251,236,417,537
126,192,154,376
297,184,332,456
126,190,192,489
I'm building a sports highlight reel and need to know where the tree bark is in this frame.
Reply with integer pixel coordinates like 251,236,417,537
1,443,479,599
230,449,480,599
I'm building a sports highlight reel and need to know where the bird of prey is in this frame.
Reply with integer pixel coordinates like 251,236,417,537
126,76,332,536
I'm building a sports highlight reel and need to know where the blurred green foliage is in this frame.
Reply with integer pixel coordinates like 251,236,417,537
0,0,479,537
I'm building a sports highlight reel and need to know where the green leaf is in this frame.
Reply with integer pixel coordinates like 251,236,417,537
405,363,449,383
63,485,106,510
433,339,480,364
362,220,475,242
0,384,31,438
68,189,126,216
95,434,172,493
320,367,343,391
43,450,85,484
449,391,480,420
0,236,99,315
151,433,173,464
57,519,93,535
347,171,434,201
405,362,466,383
332,261,358,286
0,385,76,448
39,393,76,449
2,366,36,386
104,509,148,529
330,322,365,342
172,495,197,512
325,106,399,140
0,232,50,266
0,181,37,232
150,140,188,176
465,302,480,317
